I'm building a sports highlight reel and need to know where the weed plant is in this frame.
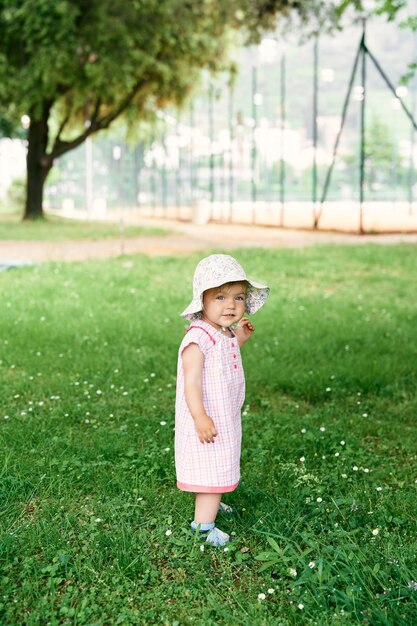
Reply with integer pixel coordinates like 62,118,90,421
0,245,416,625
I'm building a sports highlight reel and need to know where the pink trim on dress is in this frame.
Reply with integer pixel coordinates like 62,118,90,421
177,481,239,493
186,325,216,344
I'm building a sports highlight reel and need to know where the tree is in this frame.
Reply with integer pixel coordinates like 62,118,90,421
365,115,395,191
0,0,330,220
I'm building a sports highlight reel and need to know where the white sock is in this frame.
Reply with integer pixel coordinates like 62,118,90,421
191,521,215,532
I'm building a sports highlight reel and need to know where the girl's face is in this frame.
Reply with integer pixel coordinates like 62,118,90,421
201,282,246,330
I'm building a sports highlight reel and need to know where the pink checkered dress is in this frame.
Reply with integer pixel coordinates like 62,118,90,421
175,319,245,493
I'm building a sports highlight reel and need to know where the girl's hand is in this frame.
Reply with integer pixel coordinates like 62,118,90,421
235,317,255,347
194,414,218,444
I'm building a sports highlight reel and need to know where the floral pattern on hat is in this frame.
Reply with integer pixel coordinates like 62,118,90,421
180,254,269,320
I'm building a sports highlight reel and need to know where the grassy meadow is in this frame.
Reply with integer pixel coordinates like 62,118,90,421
0,212,169,241
0,244,416,625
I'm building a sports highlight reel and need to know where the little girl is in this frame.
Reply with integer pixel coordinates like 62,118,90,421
175,254,269,546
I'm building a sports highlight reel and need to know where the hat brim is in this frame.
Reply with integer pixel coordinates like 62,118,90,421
180,277,270,321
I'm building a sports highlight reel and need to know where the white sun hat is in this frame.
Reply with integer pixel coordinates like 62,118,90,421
180,254,270,321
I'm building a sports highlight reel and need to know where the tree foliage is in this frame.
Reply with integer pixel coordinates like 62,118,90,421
0,0,336,218
0,0,327,149
0,0,408,218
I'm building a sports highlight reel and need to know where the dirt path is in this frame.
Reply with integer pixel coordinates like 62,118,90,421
1,217,417,263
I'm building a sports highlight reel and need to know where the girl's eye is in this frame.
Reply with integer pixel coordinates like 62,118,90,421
235,296,244,301
216,295,225,300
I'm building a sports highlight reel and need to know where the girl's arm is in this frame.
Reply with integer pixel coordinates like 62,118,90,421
235,317,255,348
182,344,218,444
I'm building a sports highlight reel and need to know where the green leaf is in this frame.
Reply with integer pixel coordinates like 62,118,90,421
266,536,281,553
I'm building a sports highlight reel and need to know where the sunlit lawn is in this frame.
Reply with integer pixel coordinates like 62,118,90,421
0,211,169,241
1,245,416,625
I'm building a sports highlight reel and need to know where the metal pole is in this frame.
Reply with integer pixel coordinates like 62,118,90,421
409,27,417,214
134,143,139,209
189,101,195,209
161,124,168,216
84,100,93,220
312,36,318,227
359,20,366,234
209,82,215,213
365,46,417,129
251,66,258,224
315,36,362,228
151,143,156,216
85,136,93,220
228,82,234,222
279,53,286,227
175,118,181,219
391,101,398,203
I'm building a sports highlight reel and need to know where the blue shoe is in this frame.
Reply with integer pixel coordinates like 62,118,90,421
218,502,233,514
204,527,232,547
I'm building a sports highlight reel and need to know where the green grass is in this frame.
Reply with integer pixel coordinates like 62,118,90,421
1,245,417,625
0,212,170,241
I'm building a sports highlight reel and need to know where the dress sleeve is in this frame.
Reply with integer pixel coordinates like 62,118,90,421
179,326,216,358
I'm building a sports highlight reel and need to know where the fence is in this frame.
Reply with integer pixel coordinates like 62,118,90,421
45,11,417,232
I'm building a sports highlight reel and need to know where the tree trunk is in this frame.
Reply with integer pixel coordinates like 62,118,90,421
23,103,52,221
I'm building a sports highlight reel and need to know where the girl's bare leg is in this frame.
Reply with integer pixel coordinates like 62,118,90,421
194,493,222,524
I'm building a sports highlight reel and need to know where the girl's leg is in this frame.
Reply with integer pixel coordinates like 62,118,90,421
194,493,222,524
192,492,231,547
